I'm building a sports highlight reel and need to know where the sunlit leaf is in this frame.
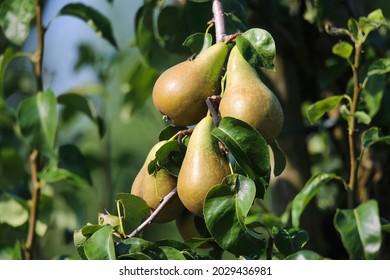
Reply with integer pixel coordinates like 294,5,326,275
58,3,117,48
332,42,353,60
292,173,345,228
306,95,346,124
334,200,382,259
367,9,386,25
0,0,35,45
159,246,186,260
84,226,116,260
348,18,360,42
16,89,57,158
361,127,390,149
354,111,371,124
204,174,266,256
0,193,28,227
117,237,167,260
236,28,276,71
366,58,390,77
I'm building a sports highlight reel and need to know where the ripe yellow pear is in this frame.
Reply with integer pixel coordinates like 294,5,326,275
219,46,284,144
131,141,185,223
177,115,230,217
152,42,229,126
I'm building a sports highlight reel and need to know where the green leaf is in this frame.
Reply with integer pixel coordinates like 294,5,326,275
292,173,345,228
354,111,371,124
366,58,390,77
382,224,390,233
84,226,116,260
332,42,353,60
159,125,188,141
39,168,91,189
17,89,57,158
0,0,35,45
74,229,88,260
147,140,185,177
204,174,266,256
1,48,30,103
306,95,345,124
212,117,270,198
159,246,186,260
334,200,382,259
348,18,360,42
270,141,286,176
81,224,103,236
182,33,213,55
116,193,150,235
285,250,325,260
361,75,385,117
339,104,351,121
0,193,28,227
57,93,105,137
58,3,117,48
367,9,386,25
117,238,167,260
236,28,276,71
274,227,309,256
325,24,351,37
361,127,390,149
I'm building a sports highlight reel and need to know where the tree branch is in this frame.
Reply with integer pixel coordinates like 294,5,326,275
212,0,226,42
25,0,45,260
127,188,179,238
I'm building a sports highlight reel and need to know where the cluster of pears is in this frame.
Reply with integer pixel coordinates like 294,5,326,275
131,40,284,241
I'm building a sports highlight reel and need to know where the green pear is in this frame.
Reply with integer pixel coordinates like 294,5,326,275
219,46,284,144
131,141,185,223
152,42,229,126
177,115,230,216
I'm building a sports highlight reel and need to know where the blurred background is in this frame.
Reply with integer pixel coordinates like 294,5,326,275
0,0,389,259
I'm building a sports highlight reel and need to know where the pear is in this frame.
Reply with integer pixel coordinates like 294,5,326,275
219,46,284,144
131,141,185,223
177,115,230,216
152,42,229,126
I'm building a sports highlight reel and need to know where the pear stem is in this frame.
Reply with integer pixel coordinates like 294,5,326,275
212,0,226,42
206,96,221,126
127,187,178,238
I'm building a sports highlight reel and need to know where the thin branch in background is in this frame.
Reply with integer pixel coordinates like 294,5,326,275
212,0,226,42
127,188,178,238
25,0,46,260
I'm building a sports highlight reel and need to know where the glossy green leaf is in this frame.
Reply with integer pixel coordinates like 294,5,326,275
204,174,266,256
182,33,213,55
0,193,28,227
212,117,270,198
285,250,325,260
159,125,188,141
332,42,353,60
16,89,57,157
58,3,117,48
270,141,286,176
306,95,345,124
366,58,390,77
292,173,345,228
361,127,390,149
57,93,105,137
334,200,382,259
116,193,150,235
348,18,360,42
236,28,276,71
81,224,103,236
274,227,309,256
117,238,167,260
147,140,185,177
84,226,116,260
0,0,35,45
